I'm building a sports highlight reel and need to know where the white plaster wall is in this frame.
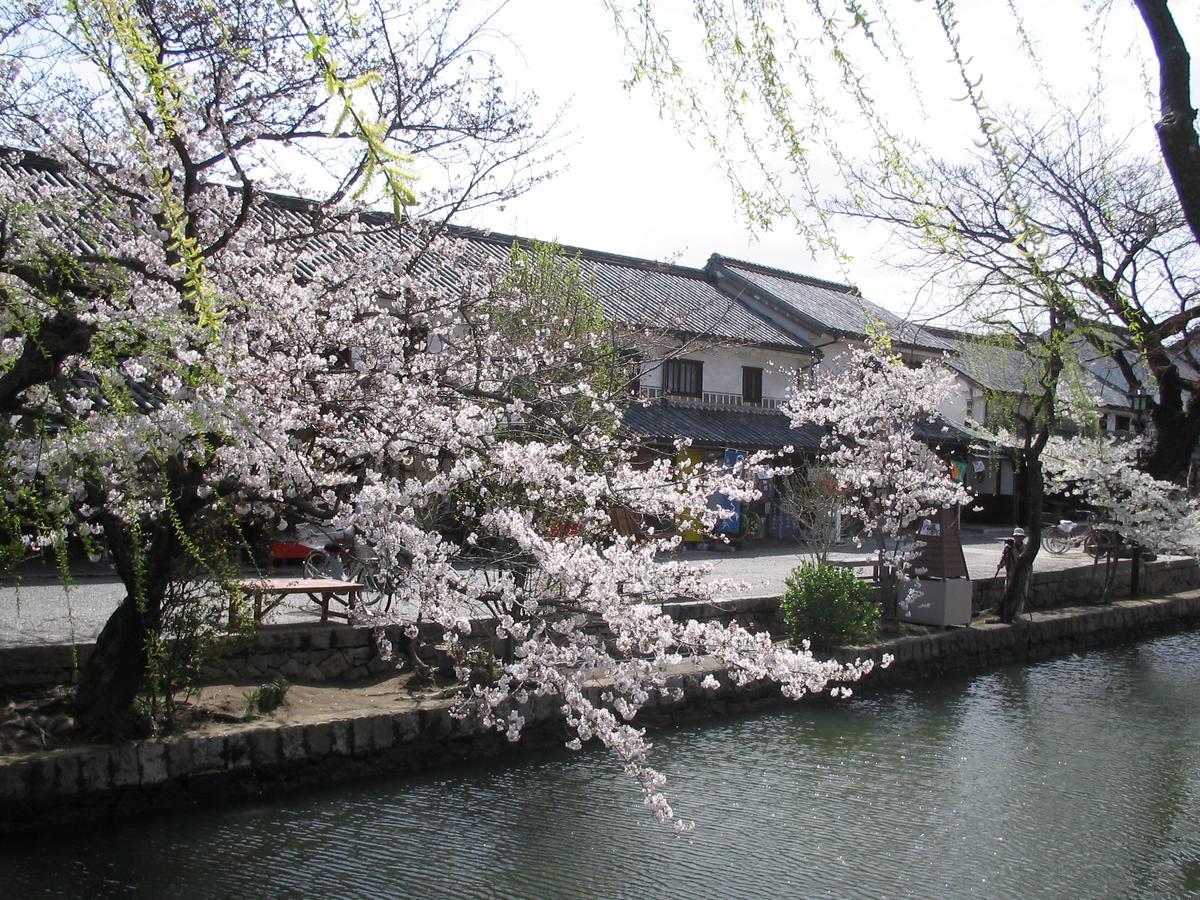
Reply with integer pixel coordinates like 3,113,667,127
809,340,860,378
812,342,977,426
639,345,804,400
941,377,975,426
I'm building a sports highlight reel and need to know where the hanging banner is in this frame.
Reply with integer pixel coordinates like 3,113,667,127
713,448,747,535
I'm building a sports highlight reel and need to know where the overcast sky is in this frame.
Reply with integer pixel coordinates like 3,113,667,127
451,1,1196,322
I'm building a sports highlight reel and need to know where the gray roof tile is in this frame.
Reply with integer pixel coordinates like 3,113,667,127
709,255,952,351
622,404,825,450
439,231,812,350
2,152,809,353
622,403,972,450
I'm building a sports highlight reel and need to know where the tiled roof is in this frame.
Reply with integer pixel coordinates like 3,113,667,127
2,151,809,353
938,326,1145,411
440,232,812,350
1071,334,1146,409
916,416,976,446
622,402,973,451
708,255,952,351
622,404,825,450
940,334,1034,395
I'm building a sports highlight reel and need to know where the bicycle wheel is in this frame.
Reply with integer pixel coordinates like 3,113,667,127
1085,528,1118,560
303,549,331,578
1041,532,1070,555
363,569,398,613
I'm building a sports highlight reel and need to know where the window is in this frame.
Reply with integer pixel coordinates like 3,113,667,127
619,348,642,396
742,366,763,405
325,345,356,371
663,359,703,396
1115,415,1132,433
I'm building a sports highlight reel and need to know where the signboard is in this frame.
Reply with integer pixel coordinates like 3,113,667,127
908,506,969,580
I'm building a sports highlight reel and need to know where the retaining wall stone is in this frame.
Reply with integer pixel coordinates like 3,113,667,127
4,558,1198,694
3,588,1200,834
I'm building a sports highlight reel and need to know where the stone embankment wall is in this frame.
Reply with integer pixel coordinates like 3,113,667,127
3,589,1200,834
3,557,1198,693
0,621,457,692
971,556,1200,613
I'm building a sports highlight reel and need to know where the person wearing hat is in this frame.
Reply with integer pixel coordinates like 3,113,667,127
995,527,1027,588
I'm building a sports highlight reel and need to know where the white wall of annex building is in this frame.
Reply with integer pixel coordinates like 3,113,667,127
639,345,802,399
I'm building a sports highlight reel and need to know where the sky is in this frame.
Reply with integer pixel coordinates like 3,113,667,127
450,0,1197,322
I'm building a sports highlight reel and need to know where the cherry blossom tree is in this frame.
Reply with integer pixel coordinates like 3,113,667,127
0,0,557,729
785,342,972,615
0,0,885,828
1042,435,1200,597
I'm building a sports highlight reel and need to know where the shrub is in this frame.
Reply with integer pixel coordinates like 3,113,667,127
780,562,880,648
242,675,291,720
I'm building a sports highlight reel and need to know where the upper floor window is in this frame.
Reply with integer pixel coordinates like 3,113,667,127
619,348,642,396
326,345,356,372
663,358,703,397
742,366,763,405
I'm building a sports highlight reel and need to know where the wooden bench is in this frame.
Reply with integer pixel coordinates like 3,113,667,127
830,558,881,580
233,577,365,624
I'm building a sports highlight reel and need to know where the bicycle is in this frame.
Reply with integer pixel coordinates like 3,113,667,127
1041,516,1122,560
304,540,397,613
1041,519,1086,555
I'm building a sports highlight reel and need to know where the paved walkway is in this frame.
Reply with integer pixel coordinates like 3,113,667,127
0,530,1110,648
680,530,1103,599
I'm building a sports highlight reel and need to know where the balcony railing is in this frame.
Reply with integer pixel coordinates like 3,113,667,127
639,386,787,413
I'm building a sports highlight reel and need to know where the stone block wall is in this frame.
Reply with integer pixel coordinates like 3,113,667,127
3,591,1200,834
197,625,394,684
971,556,1200,613
0,644,93,691
660,594,782,631
3,558,1197,694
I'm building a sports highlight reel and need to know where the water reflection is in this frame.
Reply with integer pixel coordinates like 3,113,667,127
4,631,1200,898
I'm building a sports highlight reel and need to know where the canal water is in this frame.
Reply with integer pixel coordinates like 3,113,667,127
4,630,1200,898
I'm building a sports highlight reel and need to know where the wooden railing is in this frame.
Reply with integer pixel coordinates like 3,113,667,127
639,386,787,412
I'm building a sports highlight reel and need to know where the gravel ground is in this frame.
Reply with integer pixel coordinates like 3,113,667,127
0,530,1117,648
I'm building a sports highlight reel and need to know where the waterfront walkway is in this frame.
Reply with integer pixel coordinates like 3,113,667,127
0,530,1124,647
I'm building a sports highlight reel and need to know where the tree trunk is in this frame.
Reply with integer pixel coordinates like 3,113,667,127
74,518,169,735
876,524,898,618
74,593,158,734
1134,0,1200,247
1146,360,1200,483
1000,454,1043,623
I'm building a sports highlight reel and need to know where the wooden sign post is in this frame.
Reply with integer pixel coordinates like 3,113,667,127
908,506,968,579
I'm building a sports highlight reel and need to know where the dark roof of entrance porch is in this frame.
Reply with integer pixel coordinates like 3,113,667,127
621,404,825,452
622,404,975,453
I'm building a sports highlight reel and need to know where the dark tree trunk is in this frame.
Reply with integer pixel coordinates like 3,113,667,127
74,592,159,734
1000,454,1044,623
1131,1,1200,481
1134,0,1200,246
875,524,899,618
1145,360,1200,483
74,514,173,735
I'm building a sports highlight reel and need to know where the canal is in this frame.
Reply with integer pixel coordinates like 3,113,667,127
4,630,1200,898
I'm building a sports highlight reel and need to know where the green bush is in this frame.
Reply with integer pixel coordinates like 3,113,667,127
241,675,291,720
781,562,880,648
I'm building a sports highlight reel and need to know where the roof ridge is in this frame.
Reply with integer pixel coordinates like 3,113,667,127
1,146,719,281
438,223,713,280
708,253,858,295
